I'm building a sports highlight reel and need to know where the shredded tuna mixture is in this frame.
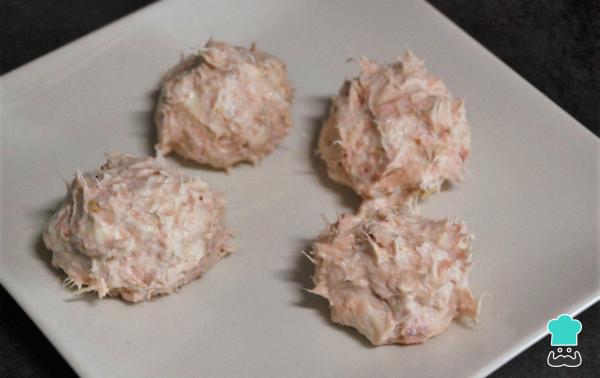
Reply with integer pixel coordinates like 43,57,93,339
310,209,478,345
43,152,231,302
319,51,470,202
310,52,479,345
156,40,294,169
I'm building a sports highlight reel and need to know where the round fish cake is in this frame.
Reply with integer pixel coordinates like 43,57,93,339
319,51,470,202
310,208,478,345
43,152,231,302
156,40,294,169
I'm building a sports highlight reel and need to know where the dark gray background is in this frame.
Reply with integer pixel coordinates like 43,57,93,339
1,1,598,377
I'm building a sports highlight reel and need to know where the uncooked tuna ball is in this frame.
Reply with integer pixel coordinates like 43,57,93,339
319,51,470,202
155,40,294,169
310,209,478,345
43,152,231,302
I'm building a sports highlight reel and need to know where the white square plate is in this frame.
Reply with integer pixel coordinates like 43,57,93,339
1,0,598,377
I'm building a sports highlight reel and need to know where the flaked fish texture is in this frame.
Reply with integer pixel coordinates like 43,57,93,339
156,40,294,170
319,51,470,205
310,208,478,345
43,151,232,302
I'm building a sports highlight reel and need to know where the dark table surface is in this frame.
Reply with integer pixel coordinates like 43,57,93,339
1,1,598,377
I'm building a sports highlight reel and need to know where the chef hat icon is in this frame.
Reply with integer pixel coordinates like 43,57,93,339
547,314,582,346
